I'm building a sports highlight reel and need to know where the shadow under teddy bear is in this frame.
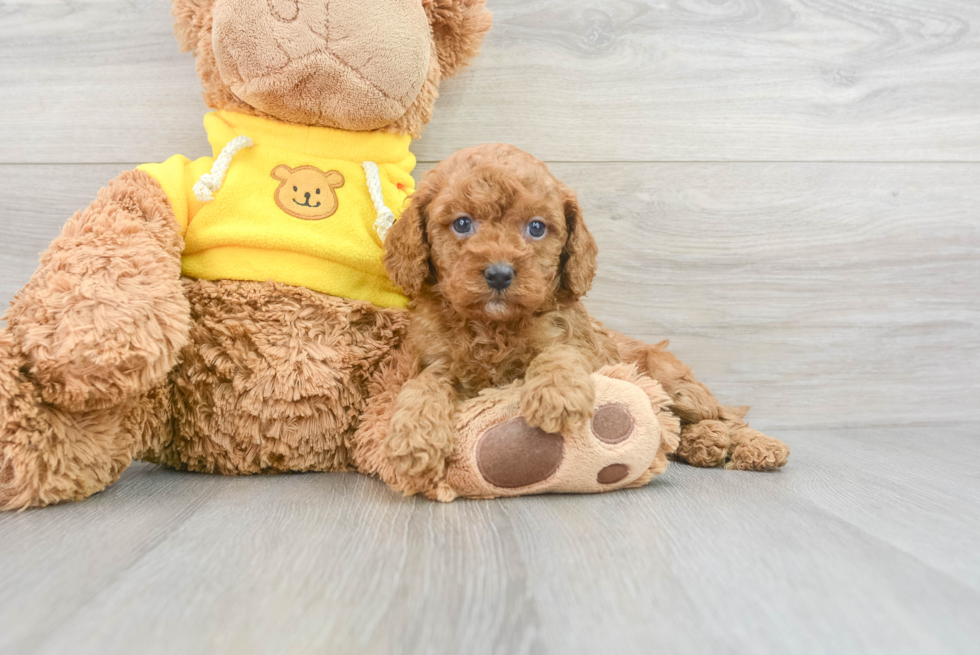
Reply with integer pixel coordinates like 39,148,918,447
0,0,787,510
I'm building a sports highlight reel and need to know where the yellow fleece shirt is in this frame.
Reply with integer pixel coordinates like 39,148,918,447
137,111,415,308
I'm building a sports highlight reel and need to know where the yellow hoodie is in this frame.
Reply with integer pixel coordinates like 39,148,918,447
138,111,415,308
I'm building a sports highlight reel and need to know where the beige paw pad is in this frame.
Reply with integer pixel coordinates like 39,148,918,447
447,372,667,498
476,419,564,488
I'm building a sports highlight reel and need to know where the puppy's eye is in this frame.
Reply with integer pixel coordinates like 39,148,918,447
452,214,475,237
526,219,547,240
293,186,298,192
316,188,321,194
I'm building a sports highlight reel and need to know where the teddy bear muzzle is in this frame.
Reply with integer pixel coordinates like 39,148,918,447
211,0,432,130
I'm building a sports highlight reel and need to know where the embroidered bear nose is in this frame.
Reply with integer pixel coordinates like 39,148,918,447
304,191,311,200
484,263,514,291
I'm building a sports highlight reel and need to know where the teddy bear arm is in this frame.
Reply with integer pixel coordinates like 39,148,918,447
0,324,174,510
4,169,190,413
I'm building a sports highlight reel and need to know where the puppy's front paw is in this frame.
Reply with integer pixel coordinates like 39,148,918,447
385,410,455,483
520,373,595,434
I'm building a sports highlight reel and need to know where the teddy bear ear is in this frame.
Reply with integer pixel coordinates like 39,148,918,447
423,0,493,80
172,0,213,53
271,165,293,181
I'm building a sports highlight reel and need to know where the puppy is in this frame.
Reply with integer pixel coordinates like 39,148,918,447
381,143,622,482
381,144,790,489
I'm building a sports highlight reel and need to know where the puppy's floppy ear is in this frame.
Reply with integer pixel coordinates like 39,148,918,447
559,185,598,301
384,179,438,297
172,0,213,53
423,0,493,80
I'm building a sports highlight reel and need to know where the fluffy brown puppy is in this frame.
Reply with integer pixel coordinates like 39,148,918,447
382,144,790,484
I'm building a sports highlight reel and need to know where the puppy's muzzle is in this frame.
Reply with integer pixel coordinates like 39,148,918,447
484,263,515,291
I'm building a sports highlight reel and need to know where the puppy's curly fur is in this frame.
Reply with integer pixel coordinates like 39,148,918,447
382,144,789,485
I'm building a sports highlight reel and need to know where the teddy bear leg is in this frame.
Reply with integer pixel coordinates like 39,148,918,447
3,170,189,413
609,332,789,471
0,328,172,510
444,364,680,500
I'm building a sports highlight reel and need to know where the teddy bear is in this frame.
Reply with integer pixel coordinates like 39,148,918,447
0,0,493,509
0,0,789,511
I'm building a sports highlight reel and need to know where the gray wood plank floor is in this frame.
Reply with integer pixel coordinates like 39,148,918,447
1,0,978,653
1,429,978,655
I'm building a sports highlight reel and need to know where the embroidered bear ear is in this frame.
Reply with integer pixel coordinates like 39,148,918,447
271,165,294,182
325,170,345,188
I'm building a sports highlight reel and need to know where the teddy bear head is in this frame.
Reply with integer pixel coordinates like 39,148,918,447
171,0,492,137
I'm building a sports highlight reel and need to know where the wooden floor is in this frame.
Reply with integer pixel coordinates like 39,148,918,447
1,1,978,653
0,427,977,655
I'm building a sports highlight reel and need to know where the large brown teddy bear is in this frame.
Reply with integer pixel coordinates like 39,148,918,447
0,0,788,511
0,0,493,509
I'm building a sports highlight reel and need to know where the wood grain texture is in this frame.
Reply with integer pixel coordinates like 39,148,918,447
3,162,977,430
0,428,978,655
2,0,980,163
1,1,979,653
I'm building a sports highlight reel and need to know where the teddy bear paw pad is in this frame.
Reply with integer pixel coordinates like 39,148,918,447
591,403,634,444
475,418,564,488
597,463,630,484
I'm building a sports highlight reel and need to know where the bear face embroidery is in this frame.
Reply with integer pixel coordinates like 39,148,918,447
271,165,345,220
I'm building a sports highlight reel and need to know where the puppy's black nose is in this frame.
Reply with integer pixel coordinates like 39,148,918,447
484,263,515,291
304,191,311,199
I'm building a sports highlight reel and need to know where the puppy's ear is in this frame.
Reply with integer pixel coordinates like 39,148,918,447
385,180,437,297
424,0,493,80
558,185,598,301
172,0,213,53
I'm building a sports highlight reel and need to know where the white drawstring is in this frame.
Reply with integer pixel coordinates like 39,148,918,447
362,161,396,241
193,135,254,202
192,145,399,240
